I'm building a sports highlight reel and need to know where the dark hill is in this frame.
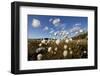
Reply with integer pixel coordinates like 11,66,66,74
72,32,88,40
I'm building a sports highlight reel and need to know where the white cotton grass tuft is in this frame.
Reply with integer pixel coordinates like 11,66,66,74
70,50,73,54
41,39,46,44
39,43,42,47
64,45,67,49
36,47,45,53
54,52,56,54
55,39,60,45
45,43,48,45
65,39,69,43
69,47,71,50
83,50,87,54
37,54,43,60
69,38,72,41
54,47,58,51
48,47,52,52
77,40,81,44
51,51,54,54
47,40,50,43
63,50,68,58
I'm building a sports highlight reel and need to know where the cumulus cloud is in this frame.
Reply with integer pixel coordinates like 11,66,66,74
49,18,65,27
70,23,81,32
49,18,61,26
32,18,40,28
52,18,60,26
43,26,49,31
70,26,80,32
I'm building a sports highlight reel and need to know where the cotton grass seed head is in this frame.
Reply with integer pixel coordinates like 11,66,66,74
48,47,52,52
70,51,73,54
56,39,60,45
64,45,67,49
83,50,87,54
54,47,58,51
37,54,42,60
54,52,56,54
69,38,72,41
39,43,42,47
36,47,45,53
45,43,48,45
65,39,69,43
47,40,50,43
41,39,46,44
69,47,71,50
63,50,68,57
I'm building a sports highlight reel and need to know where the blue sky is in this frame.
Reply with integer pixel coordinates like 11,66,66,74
28,15,88,39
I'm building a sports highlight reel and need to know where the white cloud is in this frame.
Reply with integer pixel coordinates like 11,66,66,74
32,18,40,28
43,26,49,31
52,18,61,26
49,18,62,26
70,27,80,32
70,23,81,32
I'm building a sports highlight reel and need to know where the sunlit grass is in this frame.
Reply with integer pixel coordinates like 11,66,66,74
28,39,88,61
